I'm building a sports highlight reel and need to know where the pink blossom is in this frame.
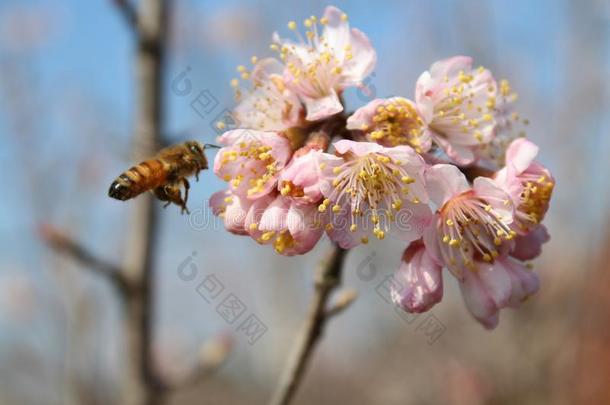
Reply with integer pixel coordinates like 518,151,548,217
346,97,431,152
231,57,304,132
423,164,515,280
278,148,327,204
459,256,539,329
317,140,431,248
474,79,529,167
415,56,497,165
251,195,324,255
209,190,254,235
494,138,555,234
511,225,550,261
391,241,443,313
272,6,376,121
214,129,293,199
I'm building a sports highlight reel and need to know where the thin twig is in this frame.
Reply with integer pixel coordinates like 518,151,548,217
112,0,138,31
39,224,131,293
269,244,350,405
324,288,358,319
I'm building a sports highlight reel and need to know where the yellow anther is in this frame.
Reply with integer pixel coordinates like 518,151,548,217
261,231,275,242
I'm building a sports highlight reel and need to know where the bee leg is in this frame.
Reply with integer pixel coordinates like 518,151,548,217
153,184,185,212
181,178,190,209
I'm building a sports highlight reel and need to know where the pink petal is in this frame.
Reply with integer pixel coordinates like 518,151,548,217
505,138,539,175
342,27,376,84
333,139,384,156
259,196,290,231
345,98,385,130
473,177,514,223
388,202,433,243
432,134,476,165
425,164,470,208
391,242,443,313
459,269,499,329
321,6,350,51
279,149,326,204
285,202,324,255
511,225,550,261
503,258,540,308
429,56,473,79
245,194,274,239
422,219,444,265
303,90,343,121
477,261,512,308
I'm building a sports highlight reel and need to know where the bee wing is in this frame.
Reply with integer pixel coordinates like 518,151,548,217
107,126,205,162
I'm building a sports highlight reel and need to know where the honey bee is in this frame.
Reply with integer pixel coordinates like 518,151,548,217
108,141,215,214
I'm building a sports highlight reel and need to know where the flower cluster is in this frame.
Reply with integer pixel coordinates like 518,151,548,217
210,6,555,328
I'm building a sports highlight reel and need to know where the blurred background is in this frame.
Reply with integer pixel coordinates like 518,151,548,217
1,0,609,404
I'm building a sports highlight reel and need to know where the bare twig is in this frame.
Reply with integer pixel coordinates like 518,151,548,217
269,244,350,405
164,333,234,392
112,0,138,31
324,288,358,319
39,224,131,293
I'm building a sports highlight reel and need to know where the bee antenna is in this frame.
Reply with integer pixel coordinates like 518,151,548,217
203,143,221,150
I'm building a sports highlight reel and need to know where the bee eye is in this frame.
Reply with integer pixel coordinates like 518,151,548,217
190,145,200,153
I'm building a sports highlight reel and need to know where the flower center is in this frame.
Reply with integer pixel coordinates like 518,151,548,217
219,141,280,196
430,67,495,143
319,153,418,241
517,171,554,230
439,191,515,272
272,15,353,98
367,99,424,151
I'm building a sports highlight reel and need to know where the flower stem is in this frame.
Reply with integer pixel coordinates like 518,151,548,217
269,244,349,405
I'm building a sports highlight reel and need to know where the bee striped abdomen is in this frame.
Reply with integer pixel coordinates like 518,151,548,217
108,159,167,201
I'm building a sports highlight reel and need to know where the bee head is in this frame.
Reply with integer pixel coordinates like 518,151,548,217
186,141,204,156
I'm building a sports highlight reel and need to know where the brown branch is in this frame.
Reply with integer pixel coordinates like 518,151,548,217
112,0,138,31
39,224,131,293
269,244,350,405
120,1,169,404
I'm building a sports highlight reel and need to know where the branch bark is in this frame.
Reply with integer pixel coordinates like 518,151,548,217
269,245,349,405
121,1,168,404
39,224,131,294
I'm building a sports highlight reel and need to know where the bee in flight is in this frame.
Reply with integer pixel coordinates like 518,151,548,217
108,141,216,214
